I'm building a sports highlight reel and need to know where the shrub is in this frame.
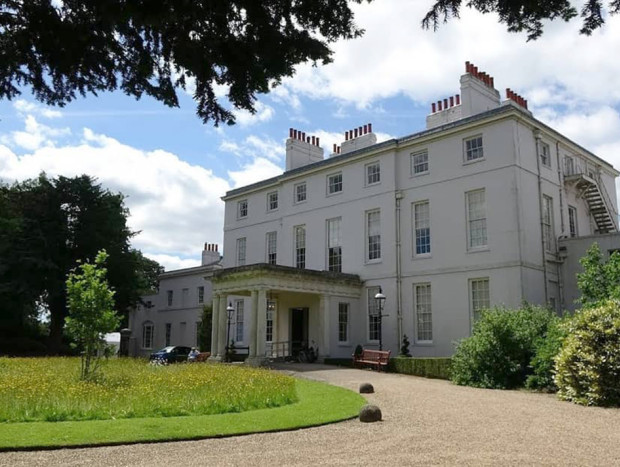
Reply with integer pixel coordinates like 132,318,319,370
555,301,620,406
525,316,567,391
450,304,556,389
389,357,452,379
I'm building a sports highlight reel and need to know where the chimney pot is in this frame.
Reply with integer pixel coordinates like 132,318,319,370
524,99,528,109
289,128,293,138
368,123,372,132
354,128,358,138
333,143,336,153
443,98,448,108
465,61,471,72
438,100,443,111
337,146,341,154
490,77,494,87
456,94,461,105
432,102,436,113
363,124,368,134
316,137,320,146
449,96,454,107
311,136,315,145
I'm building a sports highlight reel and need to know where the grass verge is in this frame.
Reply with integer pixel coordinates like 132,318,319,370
0,378,365,451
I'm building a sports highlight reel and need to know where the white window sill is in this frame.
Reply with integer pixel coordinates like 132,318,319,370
463,157,485,166
365,259,382,265
338,342,351,347
411,171,429,178
365,182,381,187
413,253,432,260
467,246,489,253
327,191,343,197
415,341,434,346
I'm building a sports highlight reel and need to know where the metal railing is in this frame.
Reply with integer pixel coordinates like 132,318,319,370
265,341,290,358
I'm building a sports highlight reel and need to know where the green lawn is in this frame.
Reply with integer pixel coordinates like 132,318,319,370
0,378,365,450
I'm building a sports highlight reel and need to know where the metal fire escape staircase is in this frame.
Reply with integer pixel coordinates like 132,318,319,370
564,169,618,234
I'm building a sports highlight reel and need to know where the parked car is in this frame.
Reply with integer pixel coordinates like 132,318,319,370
149,346,192,364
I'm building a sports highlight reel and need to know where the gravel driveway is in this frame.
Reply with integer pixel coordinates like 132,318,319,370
1,363,619,466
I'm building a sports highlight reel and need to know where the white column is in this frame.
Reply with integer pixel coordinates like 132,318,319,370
319,294,331,358
248,290,258,358
256,289,267,358
217,297,227,358
210,294,220,356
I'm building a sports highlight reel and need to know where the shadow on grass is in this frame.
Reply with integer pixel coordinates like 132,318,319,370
0,378,365,452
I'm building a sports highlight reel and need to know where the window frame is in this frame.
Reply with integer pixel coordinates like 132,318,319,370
235,299,244,343
142,321,154,349
294,225,306,269
327,172,343,196
267,191,278,212
543,195,554,252
327,217,342,272
366,209,381,263
365,161,381,186
466,189,488,250
236,237,246,266
463,135,484,163
266,231,277,265
294,182,307,204
367,287,381,342
266,300,275,343
338,302,350,344
568,205,578,238
411,150,429,176
470,278,490,325
166,290,173,307
237,199,248,219
540,141,551,168
197,286,204,304
413,200,431,257
414,283,432,343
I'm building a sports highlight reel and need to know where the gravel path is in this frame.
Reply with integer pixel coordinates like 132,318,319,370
1,363,619,466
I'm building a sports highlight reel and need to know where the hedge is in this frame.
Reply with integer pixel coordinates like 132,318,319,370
388,356,452,379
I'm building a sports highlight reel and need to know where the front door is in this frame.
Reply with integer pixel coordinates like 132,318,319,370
290,307,308,358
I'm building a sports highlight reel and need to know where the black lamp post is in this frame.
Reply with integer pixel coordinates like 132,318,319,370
374,288,387,351
225,302,234,361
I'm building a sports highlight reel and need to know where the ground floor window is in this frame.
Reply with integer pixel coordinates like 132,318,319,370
165,322,171,346
235,300,244,342
414,283,432,342
338,303,349,343
266,300,275,342
367,287,381,341
142,322,154,349
470,278,490,323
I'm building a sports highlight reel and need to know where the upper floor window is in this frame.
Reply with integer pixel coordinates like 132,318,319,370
327,217,342,272
266,231,277,265
466,189,487,249
414,201,431,255
568,205,578,238
327,172,343,195
543,195,554,252
267,191,278,211
366,209,381,261
197,286,204,304
166,290,173,307
564,155,575,176
294,182,307,203
411,151,429,175
266,300,275,342
464,136,484,162
540,142,551,167
366,162,380,185
295,225,306,269
237,199,248,218
236,237,246,266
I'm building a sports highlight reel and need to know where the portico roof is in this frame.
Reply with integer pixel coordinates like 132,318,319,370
211,264,363,298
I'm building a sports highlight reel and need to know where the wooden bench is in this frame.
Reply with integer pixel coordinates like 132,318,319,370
352,349,391,371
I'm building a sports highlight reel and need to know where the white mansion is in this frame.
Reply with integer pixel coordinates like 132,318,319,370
207,62,619,365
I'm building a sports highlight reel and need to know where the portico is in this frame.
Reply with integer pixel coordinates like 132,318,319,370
210,264,362,366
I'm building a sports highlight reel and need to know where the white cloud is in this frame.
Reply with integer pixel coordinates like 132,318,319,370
0,127,230,262
233,101,275,126
220,134,284,162
144,253,201,272
227,157,282,188
1,115,71,151
13,99,63,119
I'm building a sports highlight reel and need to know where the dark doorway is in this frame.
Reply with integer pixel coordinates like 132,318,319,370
290,307,308,358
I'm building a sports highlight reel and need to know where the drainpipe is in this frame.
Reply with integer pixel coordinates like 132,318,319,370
534,129,549,303
395,190,403,346
556,141,565,312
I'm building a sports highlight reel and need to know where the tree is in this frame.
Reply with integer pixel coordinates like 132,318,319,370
0,174,161,353
197,304,213,352
423,0,620,40
65,250,120,381
0,0,366,125
576,243,620,307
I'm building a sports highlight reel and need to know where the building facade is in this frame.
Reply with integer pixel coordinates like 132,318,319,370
128,243,222,357
210,62,619,364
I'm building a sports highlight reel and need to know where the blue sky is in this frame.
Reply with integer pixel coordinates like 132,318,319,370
1,1,620,270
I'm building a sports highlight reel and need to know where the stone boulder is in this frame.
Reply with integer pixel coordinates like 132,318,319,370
359,404,382,423
359,382,374,394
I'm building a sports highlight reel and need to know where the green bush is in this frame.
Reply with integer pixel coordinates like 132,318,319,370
525,316,567,391
389,357,452,379
555,301,620,406
450,305,557,389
